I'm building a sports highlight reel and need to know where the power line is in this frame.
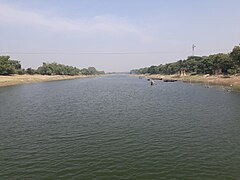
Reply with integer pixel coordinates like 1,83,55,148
0,51,167,55
0,49,231,55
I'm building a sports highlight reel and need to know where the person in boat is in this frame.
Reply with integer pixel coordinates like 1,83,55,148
150,80,155,86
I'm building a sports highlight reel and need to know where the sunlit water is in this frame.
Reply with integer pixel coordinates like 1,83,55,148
0,75,240,179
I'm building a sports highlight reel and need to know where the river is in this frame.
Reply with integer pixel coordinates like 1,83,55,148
0,75,240,179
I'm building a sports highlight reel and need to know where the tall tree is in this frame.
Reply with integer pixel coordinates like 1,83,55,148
0,56,21,75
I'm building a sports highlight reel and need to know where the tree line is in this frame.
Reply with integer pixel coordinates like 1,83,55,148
130,45,240,75
0,56,105,76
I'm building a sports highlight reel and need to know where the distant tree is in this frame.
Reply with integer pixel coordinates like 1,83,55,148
37,63,53,75
87,67,98,74
147,66,157,74
16,69,26,75
230,45,240,72
0,56,21,75
79,67,104,75
230,46,240,62
26,68,36,75
80,68,90,75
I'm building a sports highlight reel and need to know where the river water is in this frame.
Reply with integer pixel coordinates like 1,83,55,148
0,75,240,179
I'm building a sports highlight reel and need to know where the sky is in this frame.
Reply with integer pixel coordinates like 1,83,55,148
0,0,240,72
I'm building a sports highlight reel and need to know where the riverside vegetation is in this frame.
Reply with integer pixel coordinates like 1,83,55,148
0,56,105,86
0,56,105,76
130,45,240,75
130,45,240,90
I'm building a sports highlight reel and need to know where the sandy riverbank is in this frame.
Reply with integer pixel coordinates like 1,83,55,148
0,74,91,87
135,74,240,91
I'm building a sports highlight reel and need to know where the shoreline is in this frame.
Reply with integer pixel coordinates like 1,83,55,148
0,74,94,87
133,74,240,91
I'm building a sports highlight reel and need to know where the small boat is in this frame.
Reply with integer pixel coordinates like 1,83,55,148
151,77,163,80
163,79,177,82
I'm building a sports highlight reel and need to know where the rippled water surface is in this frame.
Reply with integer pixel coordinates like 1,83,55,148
0,75,240,179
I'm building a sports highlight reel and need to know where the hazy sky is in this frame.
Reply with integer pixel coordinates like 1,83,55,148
1,0,240,72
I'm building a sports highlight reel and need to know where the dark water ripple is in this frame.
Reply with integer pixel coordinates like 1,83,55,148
1,75,240,179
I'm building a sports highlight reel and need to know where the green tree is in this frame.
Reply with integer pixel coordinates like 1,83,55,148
26,68,36,75
230,45,240,65
0,56,21,75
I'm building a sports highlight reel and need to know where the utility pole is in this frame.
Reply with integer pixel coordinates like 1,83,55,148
192,44,196,56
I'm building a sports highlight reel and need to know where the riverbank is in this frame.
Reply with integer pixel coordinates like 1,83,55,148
0,74,91,87
136,74,240,91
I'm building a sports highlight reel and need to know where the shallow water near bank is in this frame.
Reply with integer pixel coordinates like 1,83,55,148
0,75,240,179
